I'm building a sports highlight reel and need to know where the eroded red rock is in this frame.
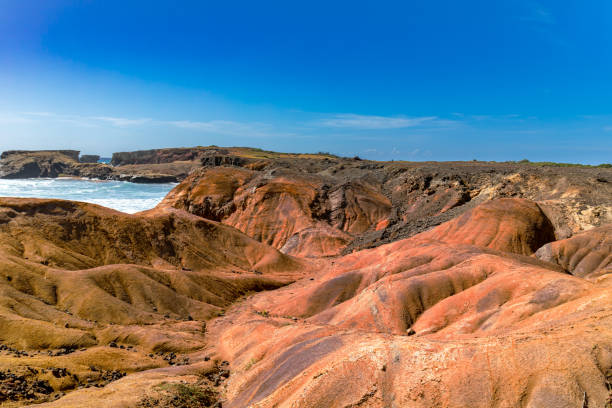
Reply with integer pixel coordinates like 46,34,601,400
535,224,611,278
160,167,392,257
0,198,308,376
204,198,612,408
416,198,556,255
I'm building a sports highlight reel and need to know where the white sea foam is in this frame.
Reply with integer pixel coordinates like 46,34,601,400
0,178,176,213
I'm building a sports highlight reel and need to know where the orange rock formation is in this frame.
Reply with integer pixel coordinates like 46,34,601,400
206,198,612,408
0,153,610,408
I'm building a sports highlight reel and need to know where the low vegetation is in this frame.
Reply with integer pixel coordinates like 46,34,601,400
138,382,218,408
243,357,259,371
512,159,612,168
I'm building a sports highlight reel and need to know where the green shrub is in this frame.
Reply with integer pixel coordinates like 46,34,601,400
139,383,218,407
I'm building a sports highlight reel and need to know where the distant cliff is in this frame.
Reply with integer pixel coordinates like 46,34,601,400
0,150,109,179
111,147,213,165
80,154,101,163
0,150,181,182
0,147,251,182
1,149,80,162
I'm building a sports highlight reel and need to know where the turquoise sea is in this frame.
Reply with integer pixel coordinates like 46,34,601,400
0,178,176,214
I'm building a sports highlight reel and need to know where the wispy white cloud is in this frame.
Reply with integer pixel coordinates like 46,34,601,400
92,116,152,126
6,110,573,141
56,118,98,128
11,111,279,138
520,2,554,24
167,119,247,131
164,119,275,137
12,110,459,134
21,112,109,127
16,111,95,127
465,114,533,122
317,114,439,129
21,111,56,117
470,115,492,121
0,114,35,124
604,126,612,132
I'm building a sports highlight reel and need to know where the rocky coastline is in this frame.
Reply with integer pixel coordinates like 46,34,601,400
0,149,188,183
0,147,265,183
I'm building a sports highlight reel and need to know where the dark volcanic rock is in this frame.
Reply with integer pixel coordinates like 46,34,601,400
159,155,612,255
116,173,179,183
79,155,101,163
201,154,248,167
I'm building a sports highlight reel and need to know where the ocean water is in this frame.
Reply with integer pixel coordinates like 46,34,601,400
0,178,176,214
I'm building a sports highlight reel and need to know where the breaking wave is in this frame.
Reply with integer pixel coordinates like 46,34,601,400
0,178,175,213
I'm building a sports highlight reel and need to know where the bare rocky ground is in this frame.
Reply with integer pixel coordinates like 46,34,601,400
159,148,611,255
0,146,609,407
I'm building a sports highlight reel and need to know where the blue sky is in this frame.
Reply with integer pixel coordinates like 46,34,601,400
0,0,611,163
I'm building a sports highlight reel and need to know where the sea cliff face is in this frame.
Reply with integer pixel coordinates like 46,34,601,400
0,150,187,183
0,150,81,162
78,155,100,164
1,151,119,181
0,147,610,407
0,147,255,183
110,147,214,165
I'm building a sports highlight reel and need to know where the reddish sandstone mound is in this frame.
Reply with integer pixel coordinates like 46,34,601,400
247,198,562,335
0,197,303,275
416,198,555,255
204,198,612,408
279,225,352,259
215,306,612,408
160,167,391,257
0,198,309,405
535,224,612,278
0,198,306,329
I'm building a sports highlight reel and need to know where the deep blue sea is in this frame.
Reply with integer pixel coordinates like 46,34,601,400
0,178,176,213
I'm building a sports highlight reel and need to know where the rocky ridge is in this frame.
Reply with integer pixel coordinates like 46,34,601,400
159,151,612,256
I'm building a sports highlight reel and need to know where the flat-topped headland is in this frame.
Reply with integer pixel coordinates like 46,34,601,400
0,149,189,183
